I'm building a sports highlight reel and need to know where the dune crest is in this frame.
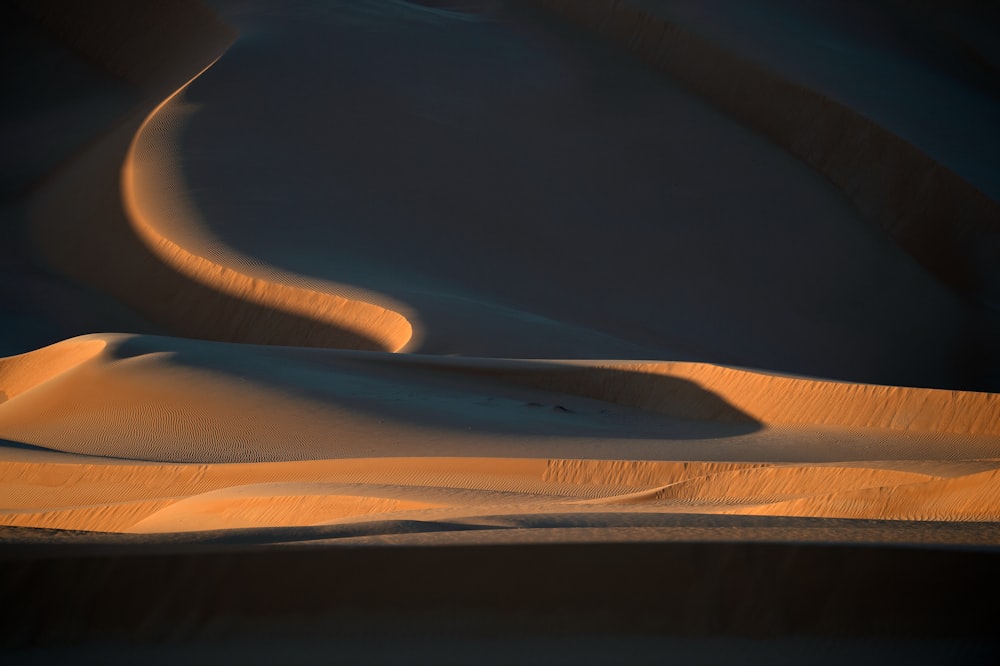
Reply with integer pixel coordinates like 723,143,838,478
121,64,414,353
1,335,998,468
374,355,1000,435
0,337,106,404
127,484,442,534
620,361,1000,436
19,1,413,353
3,454,998,533
725,468,1000,521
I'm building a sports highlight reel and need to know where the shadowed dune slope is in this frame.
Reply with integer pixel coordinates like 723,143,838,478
149,0,996,391
17,0,412,353
3,541,1000,652
1,334,998,459
531,0,1000,309
122,73,413,352
13,0,235,95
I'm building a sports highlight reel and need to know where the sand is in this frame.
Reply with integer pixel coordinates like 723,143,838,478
2,0,999,661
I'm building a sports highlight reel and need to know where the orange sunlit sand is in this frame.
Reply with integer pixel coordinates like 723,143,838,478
3,332,999,535
3,0,999,659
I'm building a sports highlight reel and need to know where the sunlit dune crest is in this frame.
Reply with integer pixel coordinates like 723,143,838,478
0,337,106,403
122,71,414,353
620,362,1000,435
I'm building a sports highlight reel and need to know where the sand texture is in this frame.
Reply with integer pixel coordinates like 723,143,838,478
2,0,999,660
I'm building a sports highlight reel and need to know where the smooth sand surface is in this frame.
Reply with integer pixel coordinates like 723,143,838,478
2,0,999,658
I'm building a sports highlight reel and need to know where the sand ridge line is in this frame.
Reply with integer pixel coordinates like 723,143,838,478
0,455,634,516
19,1,415,355
608,361,1000,435
0,337,107,404
0,477,580,535
126,491,444,534
540,459,768,487
3,452,998,532
0,498,178,533
2,336,999,469
576,465,941,507
121,59,414,353
319,351,1000,435
723,468,1000,521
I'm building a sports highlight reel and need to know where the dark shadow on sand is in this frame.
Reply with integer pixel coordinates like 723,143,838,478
111,334,763,442
2,533,999,645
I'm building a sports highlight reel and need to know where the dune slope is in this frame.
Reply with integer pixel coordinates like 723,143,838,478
18,0,412,353
533,0,1000,308
1,333,997,537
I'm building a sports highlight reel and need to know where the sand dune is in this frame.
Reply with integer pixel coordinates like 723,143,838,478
537,0,1000,307
3,451,998,533
2,0,999,657
2,333,998,538
122,65,414,352
2,333,998,462
132,0,997,392
19,0,412,354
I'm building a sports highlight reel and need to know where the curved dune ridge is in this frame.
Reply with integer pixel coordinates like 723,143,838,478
122,63,414,353
18,0,414,354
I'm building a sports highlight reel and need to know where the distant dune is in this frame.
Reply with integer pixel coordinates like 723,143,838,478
2,0,998,659
537,0,1000,305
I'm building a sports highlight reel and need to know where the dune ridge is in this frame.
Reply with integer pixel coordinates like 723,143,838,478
613,361,1000,435
529,0,1000,306
349,353,1000,435
1,336,998,464
21,0,412,353
2,453,998,533
0,338,105,404
724,468,1000,521
122,66,414,353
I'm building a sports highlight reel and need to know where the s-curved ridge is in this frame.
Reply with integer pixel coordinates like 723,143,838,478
122,59,415,353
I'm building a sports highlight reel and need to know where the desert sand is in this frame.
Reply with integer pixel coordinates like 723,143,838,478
2,0,999,662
